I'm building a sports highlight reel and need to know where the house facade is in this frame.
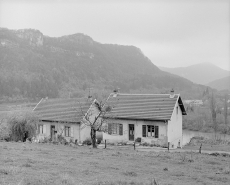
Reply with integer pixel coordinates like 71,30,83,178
103,93,186,148
33,97,94,143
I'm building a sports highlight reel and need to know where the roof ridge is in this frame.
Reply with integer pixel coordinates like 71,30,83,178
109,93,180,96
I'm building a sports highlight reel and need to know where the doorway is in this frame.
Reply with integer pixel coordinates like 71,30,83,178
50,125,56,141
129,124,135,141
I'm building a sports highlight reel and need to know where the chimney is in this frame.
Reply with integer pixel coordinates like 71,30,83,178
169,88,175,98
113,88,119,97
88,95,93,101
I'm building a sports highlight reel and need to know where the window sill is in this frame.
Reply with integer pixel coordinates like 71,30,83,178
108,133,123,136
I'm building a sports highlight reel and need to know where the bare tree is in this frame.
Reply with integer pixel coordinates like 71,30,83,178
224,94,228,125
210,92,220,139
80,99,112,148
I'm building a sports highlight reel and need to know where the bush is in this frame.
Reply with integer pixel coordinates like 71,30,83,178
57,134,67,145
82,138,92,145
118,141,127,145
135,137,141,142
141,142,150,146
97,138,102,144
96,134,103,144
7,111,38,142
40,136,51,143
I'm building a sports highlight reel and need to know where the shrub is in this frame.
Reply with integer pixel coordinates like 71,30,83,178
40,136,51,143
118,141,127,145
57,134,67,145
7,111,38,142
141,142,150,146
82,138,92,145
97,137,102,144
135,137,141,142
96,134,103,144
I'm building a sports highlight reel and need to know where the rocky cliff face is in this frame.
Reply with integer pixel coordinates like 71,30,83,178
14,29,43,46
60,33,94,45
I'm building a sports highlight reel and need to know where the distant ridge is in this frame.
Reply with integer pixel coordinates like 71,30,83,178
159,62,229,85
207,76,230,91
0,27,206,101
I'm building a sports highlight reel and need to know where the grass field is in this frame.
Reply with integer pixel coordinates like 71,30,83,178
184,144,230,153
0,142,230,185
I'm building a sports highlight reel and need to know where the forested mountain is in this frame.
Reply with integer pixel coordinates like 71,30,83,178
0,28,206,102
159,63,230,85
207,76,230,91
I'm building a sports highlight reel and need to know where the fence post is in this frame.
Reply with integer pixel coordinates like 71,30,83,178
168,142,170,151
199,143,202,154
105,139,106,149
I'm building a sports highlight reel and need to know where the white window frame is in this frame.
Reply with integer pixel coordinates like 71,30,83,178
142,125,159,138
65,126,71,137
38,124,44,134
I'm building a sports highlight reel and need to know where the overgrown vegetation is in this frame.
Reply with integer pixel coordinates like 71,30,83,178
0,111,38,141
183,91,230,135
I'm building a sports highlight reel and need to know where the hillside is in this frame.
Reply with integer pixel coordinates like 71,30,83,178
207,76,230,91
0,28,205,101
159,63,229,85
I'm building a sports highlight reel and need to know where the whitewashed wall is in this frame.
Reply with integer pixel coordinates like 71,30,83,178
167,100,183,148
103,119,168,146
37,121,80,142
79,124,91,142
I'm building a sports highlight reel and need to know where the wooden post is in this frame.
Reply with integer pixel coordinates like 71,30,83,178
199,143,202,154
168,142,170,151
105,139,106,149
134,141,136,150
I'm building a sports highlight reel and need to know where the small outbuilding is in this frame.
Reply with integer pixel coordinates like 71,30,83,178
103,92,187,148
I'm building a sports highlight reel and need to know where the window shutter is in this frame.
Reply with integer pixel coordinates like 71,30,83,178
43,125,46,134
142,125,146,137
108,123,112,135
155,126,159,138
71,126,74,137
119,124,123,135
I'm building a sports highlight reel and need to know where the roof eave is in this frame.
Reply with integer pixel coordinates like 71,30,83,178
40,119,81,124
103,116,169,121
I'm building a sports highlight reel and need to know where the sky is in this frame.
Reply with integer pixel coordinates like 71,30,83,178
0,0,229,70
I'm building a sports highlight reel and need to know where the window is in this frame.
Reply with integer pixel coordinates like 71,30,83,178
142,125,146,137
108,123,123,135
38,124,44,134
65,126,71,137
142,125,159,138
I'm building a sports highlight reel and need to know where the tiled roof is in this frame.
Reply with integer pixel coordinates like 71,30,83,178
105,93,186,121
33,98,93,123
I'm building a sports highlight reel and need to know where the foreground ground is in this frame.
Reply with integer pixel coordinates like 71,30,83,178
0,142,230,185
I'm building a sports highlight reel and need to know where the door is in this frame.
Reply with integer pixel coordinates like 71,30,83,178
50,125,56,141
129,124,135,141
